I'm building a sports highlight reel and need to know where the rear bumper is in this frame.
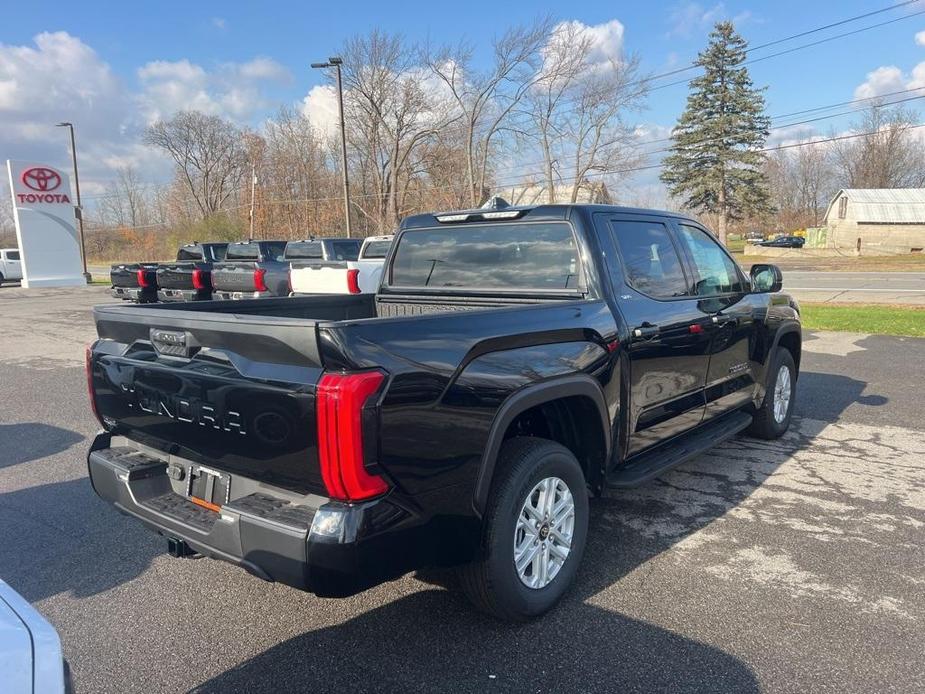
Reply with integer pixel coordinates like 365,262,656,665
111,286,156,302
86,433,415,597
214,290,272,300
157,288,210,302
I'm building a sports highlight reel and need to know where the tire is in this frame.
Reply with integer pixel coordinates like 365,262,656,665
457,437,589,621
748,348,796,439
0,272,5,285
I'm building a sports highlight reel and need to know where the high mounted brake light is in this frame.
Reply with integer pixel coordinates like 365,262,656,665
435,213,470,223
346,269,361,294
435,209,524,223
191,268,206,290
136,269,150,288
253,268,268,292
316,371,389,501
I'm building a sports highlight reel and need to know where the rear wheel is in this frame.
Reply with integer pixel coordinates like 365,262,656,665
748,348,796,439
457,437,589,621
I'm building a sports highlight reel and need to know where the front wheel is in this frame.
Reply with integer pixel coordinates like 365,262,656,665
748,348,796,439
457,437,589,621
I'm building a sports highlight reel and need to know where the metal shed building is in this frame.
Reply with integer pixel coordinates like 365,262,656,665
823,188,925,253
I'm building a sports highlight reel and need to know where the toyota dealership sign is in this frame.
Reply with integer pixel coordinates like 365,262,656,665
6,160,85,287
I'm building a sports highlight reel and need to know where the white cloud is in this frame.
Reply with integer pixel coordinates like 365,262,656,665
212,17,227,30
916,30,925,47
0,31,295,210
137,56,291,123
300,84,338,137
854,62,925,100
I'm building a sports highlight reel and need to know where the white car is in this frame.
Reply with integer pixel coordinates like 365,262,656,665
0,580,66,693
0,248,23,284
289,235,393,295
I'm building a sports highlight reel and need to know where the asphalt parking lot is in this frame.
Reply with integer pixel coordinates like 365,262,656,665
1,285,923,693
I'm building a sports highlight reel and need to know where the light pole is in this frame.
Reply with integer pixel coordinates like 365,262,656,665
311,57,352,237
56,121,91,282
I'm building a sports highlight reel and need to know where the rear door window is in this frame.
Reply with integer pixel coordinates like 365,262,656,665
676,224,747,296
390,222,581,291
263,242,287,261
361,239,393,259
7,250,20,261
610,220,689,299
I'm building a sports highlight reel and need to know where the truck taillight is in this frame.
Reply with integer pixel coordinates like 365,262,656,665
136,269,149,288
85,345,104,427
253,268,268,292
316,371,389,501
347,269,361,294
192,268,206,290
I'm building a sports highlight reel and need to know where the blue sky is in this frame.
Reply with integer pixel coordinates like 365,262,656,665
2,0,924,204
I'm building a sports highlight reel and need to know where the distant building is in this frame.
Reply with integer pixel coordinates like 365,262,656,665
492,180,612,206
822,188,925,253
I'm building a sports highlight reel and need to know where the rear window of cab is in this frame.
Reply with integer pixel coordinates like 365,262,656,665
389,222,581,292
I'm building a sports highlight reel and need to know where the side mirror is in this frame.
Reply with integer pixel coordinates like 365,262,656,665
750,264,782,293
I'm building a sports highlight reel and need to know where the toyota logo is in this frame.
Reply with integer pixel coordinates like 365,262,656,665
21,167,62,192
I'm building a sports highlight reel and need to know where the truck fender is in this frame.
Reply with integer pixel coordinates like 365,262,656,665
472,374,611,515
769,322,801,373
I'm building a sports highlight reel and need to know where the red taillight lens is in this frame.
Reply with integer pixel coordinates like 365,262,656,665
86,345,104,427
316,371,388,501
136,269,149,288
253,268,268,292
192,268,206,290
347,268,361,294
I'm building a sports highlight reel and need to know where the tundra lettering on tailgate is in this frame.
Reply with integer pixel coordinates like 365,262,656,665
120,382,246,435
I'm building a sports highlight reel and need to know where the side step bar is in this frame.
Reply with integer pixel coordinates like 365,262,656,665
606,411,753,489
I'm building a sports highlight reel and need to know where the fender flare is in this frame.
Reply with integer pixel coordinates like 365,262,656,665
472,374,611,515
769,322,802,370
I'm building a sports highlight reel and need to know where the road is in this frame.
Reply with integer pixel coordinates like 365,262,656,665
781,271,925,305
1,286,923,693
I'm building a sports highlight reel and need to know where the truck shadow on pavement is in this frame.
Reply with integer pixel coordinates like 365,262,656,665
192,371,888,694
0,422,84,469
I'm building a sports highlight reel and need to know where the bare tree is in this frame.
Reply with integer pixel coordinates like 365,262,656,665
521,23,648,204
831,104,925,189
338,31,461,231
99,166,150,228
764,140,832,231
144,111,250,219
562,53,647,203
426,18,551,207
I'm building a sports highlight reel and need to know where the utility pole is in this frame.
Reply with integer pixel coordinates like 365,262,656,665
56,121,91,282
311,56,352,237
249,163,257,238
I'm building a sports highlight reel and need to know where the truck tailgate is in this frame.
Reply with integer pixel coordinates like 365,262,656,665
212,263,260,292
90,304,326,494
110,265,142,287
157,263,199,289
290,262,351,294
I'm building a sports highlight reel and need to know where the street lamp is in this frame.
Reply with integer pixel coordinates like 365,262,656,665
55,121,91,282
311,57,352,237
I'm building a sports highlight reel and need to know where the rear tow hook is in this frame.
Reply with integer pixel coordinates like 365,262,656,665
166,537,196,558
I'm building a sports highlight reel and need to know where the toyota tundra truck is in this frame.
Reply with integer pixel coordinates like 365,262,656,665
210,240,289,300
288,236,388,295
155,242,229,302
86,203,801,621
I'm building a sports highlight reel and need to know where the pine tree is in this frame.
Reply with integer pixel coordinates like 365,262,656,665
661,22,772,245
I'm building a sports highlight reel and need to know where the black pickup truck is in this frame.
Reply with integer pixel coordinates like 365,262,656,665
86,204,800,621
211,240,289,300
109,263,160,303
155,242,229,302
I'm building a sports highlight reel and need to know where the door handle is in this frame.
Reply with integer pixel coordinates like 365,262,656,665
632,324,659,338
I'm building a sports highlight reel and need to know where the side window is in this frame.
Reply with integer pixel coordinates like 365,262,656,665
676,224,746,296
265,242,287,261
610,220,689,299
838,197,847,219
7,251,20,261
